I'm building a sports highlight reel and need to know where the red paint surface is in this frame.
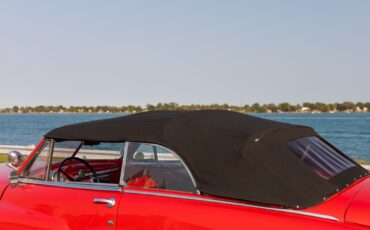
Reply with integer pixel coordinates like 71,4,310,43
0,164,11,199
305,176,370,222
116,187,368,230
345,178,370,226
0,141,369,229
0,183,122,230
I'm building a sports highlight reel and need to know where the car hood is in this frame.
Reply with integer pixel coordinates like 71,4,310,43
0,163,11,199
345,177,370,226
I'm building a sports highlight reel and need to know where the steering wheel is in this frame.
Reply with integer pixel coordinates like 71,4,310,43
57,157,100,183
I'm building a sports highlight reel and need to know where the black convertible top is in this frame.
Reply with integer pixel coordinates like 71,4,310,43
46,110,367,208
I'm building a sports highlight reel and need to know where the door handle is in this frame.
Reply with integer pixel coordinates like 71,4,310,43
93,197,116,208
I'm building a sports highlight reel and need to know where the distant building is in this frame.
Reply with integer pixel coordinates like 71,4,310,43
364,107,368,112
300,107,310,113
356,106,363,113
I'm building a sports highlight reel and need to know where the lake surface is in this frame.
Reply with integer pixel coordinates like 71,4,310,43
0,113,369,161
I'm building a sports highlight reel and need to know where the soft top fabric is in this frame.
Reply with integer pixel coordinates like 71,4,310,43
45,110,367,208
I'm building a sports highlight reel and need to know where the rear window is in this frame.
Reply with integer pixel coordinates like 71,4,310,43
288,136,356,180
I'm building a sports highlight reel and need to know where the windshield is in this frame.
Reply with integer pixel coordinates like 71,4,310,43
52,141,124,163
288,136,356,180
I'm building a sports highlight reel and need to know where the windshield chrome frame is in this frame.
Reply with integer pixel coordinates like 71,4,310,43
19,139,52,180
16,139,125,191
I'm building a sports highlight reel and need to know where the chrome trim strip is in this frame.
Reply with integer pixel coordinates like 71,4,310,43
46,139,55,181
17,178,122,192
20,140,50,178
124,189,339,222
119,142,129,187
151,144,199,192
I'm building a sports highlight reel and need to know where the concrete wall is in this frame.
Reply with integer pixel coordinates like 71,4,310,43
0,145,120,159
0,145,35,156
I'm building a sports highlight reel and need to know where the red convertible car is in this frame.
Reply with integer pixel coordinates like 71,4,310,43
0,110,369,229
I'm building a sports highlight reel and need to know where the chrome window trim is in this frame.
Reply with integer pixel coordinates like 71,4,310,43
16,178,122,192
119,142,129,187
20,139,52,179
152,143,198,191
46,139,55,181
124,189,339,222
122,142,200,194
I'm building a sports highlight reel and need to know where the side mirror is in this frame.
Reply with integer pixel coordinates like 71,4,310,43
7,151,24,170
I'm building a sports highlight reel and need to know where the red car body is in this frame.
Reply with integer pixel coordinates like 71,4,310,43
0,113,370,230
0,138,369,229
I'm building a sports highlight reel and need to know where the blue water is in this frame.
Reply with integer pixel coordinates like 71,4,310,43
0,113,369,161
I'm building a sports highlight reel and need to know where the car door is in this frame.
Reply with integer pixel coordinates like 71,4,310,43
116,142,200,229
1,182,122,230
0,140,123,230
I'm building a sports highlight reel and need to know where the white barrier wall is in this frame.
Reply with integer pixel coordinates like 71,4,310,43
0,145,121,160
0,145,35,156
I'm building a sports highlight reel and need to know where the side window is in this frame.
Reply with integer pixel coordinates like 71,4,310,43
124,142,196,193
22,140,51,180
49,141,124,184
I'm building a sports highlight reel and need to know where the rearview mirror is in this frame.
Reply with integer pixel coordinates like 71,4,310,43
7,151,24,170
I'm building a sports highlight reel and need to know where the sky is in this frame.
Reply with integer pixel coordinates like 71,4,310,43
0,1,369,107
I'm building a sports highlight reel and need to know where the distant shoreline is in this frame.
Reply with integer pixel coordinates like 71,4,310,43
0,111,369,115
1,102,369,114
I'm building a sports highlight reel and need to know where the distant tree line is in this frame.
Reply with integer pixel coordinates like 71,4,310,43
1,102,369,114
